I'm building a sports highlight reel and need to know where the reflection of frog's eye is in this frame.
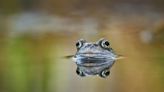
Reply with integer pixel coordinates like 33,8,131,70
101,40,110,48
76,41,83,49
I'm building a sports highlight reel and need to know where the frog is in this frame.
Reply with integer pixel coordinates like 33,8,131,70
72,38,119,78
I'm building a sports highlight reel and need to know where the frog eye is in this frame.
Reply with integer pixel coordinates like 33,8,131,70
76,41,82,49
101,40,110,48
76,39,86,49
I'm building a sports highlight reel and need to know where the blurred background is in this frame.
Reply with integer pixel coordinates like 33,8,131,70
0,0,164,92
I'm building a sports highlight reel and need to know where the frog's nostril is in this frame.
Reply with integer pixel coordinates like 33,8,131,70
89,44,97,49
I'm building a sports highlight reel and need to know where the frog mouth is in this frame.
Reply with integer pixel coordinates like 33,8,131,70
77,62,108,67
77,52,108,58
75,56,114,67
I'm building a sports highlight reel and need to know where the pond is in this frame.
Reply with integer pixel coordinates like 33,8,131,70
0,12,164,92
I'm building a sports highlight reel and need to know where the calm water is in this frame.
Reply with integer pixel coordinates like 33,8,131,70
0,10,164,92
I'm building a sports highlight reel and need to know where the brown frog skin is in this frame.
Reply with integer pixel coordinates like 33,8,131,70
73,38,118,78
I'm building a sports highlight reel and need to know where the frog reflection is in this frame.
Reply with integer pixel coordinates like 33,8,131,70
73,38,119,78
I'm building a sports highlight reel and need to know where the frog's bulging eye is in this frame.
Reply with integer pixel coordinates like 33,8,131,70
104,41,110,46
76,41,83,49
76,39,86,49
101,40,110,48
76,41,82,48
